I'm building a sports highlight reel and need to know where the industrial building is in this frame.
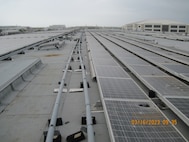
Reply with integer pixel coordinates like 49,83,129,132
0,26,27,35
122,19,188,34
48,25,66,30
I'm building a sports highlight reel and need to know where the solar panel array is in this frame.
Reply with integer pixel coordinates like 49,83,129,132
111,34,189,79
105,100,186,142
166,98,189,118
95,33,189,127
86,32,187,142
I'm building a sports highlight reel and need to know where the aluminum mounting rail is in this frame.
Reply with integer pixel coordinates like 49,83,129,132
78,33,95,142
45,41,77,142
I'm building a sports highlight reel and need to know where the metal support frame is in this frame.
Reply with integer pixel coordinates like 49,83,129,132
78,33,95,142
45,41,77,142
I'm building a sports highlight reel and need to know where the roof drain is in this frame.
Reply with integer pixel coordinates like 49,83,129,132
78,33,95,142
45,41,77,142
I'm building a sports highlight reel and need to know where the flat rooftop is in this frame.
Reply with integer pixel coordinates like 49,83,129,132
0,29,189,142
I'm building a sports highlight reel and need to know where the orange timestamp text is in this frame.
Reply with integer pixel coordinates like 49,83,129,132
131,119,177,126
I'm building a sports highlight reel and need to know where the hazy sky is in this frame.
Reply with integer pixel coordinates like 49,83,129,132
0,0,189,27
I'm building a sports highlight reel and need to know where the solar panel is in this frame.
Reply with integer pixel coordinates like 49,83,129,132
95,66,129,78
130,65,168,76
183,74,189,78
146,57,176,64
89,49,111,58
160,50,177,56
134,51,159,57
99,78,148,99
93,58,118,66
91,53,111,58
128,46,146,52
143,76,189,96
119,57,150,65
164,64,189,74
141,45,163,52
175,56,189,63
166,97,189,119
116,52,136,57
104,100,186,142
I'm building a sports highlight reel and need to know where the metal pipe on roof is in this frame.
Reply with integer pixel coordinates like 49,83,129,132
79,33,95,142
45,40,77,142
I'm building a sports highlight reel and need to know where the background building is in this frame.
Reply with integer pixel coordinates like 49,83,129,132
122,19,188,34
0,26,28,35
48,25,66,30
